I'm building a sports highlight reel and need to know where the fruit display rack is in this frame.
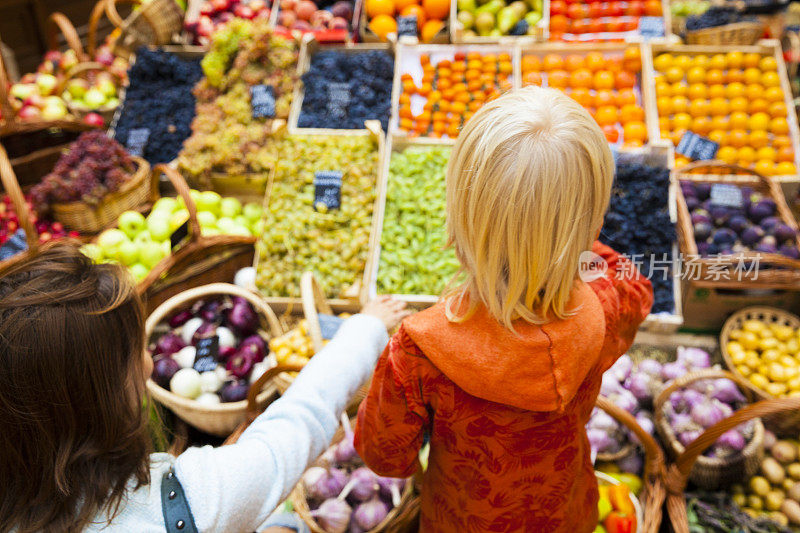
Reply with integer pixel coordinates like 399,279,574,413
448,0,550,43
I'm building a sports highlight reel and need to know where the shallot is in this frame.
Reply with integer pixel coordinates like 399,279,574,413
311,498,351,533
353,496,389,530
334,413,359,464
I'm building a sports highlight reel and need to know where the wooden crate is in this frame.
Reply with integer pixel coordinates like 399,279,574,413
356,0,450,44
287,34,394,134
550,1,673,43
643,39,800,180
365,134,454,309
389,41,519,139
270,0,356,43
515,41,655,150
252,121,387,311
449,0,549,43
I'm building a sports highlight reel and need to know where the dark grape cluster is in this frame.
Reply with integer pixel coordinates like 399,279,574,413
298,50,393,130
600,162,676,314
685,6,750,30
31,131,137,213
114,48,203,165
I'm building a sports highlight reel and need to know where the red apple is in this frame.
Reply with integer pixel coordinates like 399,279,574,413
200,1,215,16
82,112,105,127
295,0,317,20
310,9,333,27
279,10,297,26
330,1,352,19
291,19,312,30
234,4,255,17
281,0,297,10
23,93,44,109
18,105,42,120
329,16,348,29
218,11,235,23
197,15,215,36
210,0,229,11
249,0,268,11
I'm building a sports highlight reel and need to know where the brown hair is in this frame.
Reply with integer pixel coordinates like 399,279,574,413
0,242,151,532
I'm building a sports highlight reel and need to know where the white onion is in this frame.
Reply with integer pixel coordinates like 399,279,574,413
216,326,236,349
174,346,197,369
170,368,202,399
196,392,221,405
200,370,223,393
234,267,256,289
181,317,204,345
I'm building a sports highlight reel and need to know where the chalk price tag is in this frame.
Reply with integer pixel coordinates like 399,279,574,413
676,131,720,161
397,15,418,37
318,313,345,340
327,82,350,119
710,184,744,208
193,335,219,373
251,84,276,118
314,170,343,211
170,219,191,251
638,16,665,37
126,128,150,157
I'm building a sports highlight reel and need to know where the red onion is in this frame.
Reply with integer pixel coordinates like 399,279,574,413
192,321,217,344
219,380,249,402
240,334,267,362
218,345,237,361
181,317,204,345
304,467,348,501
215,326,236,349
353,496,389,530
226,296,258,335
310,498,351,533
155,333,186,356
226,349,256,379
168,309,193,328
199,299,227,322
152,357,180,388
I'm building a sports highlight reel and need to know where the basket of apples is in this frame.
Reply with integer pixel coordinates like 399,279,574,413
146,282,286,436
61,63,123,124
184,0,272,46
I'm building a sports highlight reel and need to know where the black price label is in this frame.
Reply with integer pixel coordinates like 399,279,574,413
170,219,191,251
314,170,343,211
318,313,345,340
676,131,719,161
710,184,744,208
251,85,276,119
193,335,219,373
638,16,664,37
327,82,350,119
126,128,150,157
397,15,418,37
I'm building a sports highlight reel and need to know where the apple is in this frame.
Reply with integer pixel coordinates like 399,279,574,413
252,219,265,236
10,83,36,101
97,77,117,99
153,197,179,213
197,15,215,38
82,112,105,127
118,211,147,239
216,217,237,234
105,97,120,109
97,228,129,257
196,191,222,216
228,226,252,237
60,50,79,71
43,50,62,65
41,102,67,121
95,45,115,66
81,243,103,262
234,4,255,18
36,74,58,96
134,231,153,244
140,241,167,268
66,79,89,99
189,190,202,205
117,241,140,266
83,88,107,109
170,210,190,232
210,0,229,11
18,106,42,120
23,92,44,108
328,17,348,30
146,212,172,241
220,197,242,218
234,215,249,229
197,211,217,228
279,10,297,27
201,227,222,236
129,263,149,282
250,0,268,11
242,202,262,223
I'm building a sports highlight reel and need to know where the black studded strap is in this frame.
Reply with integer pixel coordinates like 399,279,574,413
161,469,199,533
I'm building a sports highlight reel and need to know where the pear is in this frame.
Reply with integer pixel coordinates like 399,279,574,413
497,5,522,33
510,1,528,17
458,10,476,28
458,0,477,11
475,11,495,34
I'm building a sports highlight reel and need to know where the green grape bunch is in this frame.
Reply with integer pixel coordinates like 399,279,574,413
377,146,459,296
256,135,379,299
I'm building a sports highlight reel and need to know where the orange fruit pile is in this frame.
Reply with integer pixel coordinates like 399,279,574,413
521,47,647,147
365,0,448,42
653,51,796,176
397,51,514,138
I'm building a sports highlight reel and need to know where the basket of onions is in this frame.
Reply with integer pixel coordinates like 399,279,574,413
290,415,418,533
145,282,284,437
654,369,765,489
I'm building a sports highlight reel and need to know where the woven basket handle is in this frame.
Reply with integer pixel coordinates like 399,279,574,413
105,0,142,28
301,271,334,353
654,369,762,416
153,164,202,244
674,161,771,189
666,396,800,533
0,45,15,122
63,61,124,87
46,12,88,61
0,144,38,255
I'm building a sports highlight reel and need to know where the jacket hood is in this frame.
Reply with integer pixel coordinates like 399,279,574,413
402,282,606,412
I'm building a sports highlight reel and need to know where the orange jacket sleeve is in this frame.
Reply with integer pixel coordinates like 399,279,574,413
354,327,430,478
589,241,654,371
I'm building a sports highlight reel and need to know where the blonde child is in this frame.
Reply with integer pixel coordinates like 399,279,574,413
354,86,654,532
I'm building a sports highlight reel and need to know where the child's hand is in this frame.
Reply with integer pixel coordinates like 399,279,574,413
361,296,413,331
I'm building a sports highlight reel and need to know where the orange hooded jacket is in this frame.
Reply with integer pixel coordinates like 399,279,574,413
354,242,653,532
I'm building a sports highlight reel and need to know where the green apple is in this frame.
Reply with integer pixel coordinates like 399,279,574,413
134,231,153,244
170,210,190,232
188,190,201,206
242,202,262,223
220,197,242,218
162,241,171,255
146,212,172,241
117,241,139,266
216,217,237,234
228,226,251,237
83,88,107,109
129,263,149,282
196,191,222,216
201,227,222,236
66,79,88,100
252,219,265,237
80,243,103,263
140,241,167,269
197,211,217,228
97,229,129,257
118,210,147,239
234,215,249,229
152,197,178,213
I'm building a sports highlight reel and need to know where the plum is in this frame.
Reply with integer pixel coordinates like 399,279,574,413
756,242,779,254
712,228,737,246
685,196,700,211
691,212,712,225
760,216,781,233
728,215,749,234
696,183,712,200
779,244,800,259
774,223,797,243
331,0,352,19
694,222,713,241
219,380,249,402
696,241,711,256
741,226,765,246
710,206,731,226
749,199,776,222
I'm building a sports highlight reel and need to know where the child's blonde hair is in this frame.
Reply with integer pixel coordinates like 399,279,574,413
445,85,614,329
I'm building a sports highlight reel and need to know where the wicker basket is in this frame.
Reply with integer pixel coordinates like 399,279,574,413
138,164,258,314
0,144,40,269
720,306,800,433
273,272,368,415
654,369,765,490
62,62,124,124
145,282,284,436
290,417,419,533
675,161,800,290
51,155,151,233
46,11,90,61
664,396,800,533
105,0,185,58
685,21,765,46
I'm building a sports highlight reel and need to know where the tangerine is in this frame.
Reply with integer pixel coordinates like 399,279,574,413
762,71,780,88
664,67,684,84
655,82,671,98
771,117,790,135
706,69,724,85
671,96,689,114
593,71,615,90
595,89,616,107
422,0,449,19
616,89,637,106
708,98,728,116
749,130,769,149
778,146,795,162
672,113,692,130
585,52,607,72
369,14,397,40
548,70,569,89
759,56,778,72
764,87,785,102
737,147,757,165
570,88,594,108
653,53,673,72
726,69,744,84
623,47,641,72
708,130,728,146
709,53,727,70
726,51,744,69
623,121,648,142
522,55,541,73
748,99,769,114
709,116,729,131
743,68,761,85
775,162,797,175
730,97,748,113
769,102,787,118
749,112,770,131
595,106,619,126
743,53,761,69
615,71,636,89
620,104,644,122
707,84,725,99
729,112,749,130
746,84,765,100
674,55,692,71
523,71,543,86
602,124,620,143
543,54,564,71
564,54,585,71
687,84,707,100
754,160,774,176
688,99,708,117
692,116,712,135
686,67,705,84
421,18,444,41
366,0,395,17
757,147,777,162
656,96,671,115
717,146,738,164
728,129,749,148
774,136,793,148
725,82,745,99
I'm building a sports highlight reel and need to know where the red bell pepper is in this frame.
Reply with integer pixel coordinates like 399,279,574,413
603,511,635,533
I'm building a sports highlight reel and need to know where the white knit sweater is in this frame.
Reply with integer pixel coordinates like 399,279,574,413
85,314,389,532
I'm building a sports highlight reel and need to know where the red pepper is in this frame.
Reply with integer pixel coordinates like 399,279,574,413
607,483,636,516
603,511,635,533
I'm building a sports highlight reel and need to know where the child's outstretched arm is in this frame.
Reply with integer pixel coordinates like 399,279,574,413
173,298,409,532
589,240,654,370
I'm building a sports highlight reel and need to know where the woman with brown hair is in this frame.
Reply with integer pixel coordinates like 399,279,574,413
0,243,409,533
